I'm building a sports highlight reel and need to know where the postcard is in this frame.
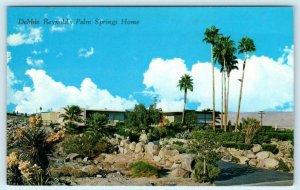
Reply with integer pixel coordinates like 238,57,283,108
6,6,294,186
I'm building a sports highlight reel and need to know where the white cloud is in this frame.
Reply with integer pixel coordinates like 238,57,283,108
44,48,49,53
7,27,42,46
49,15,74,33
26,57,44,67
32,50,42,55
56,52,63,58
78,47,94,58
7,52,12,64
143,45,294,112
10,69,137,113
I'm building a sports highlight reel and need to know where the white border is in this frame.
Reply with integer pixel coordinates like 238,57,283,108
1,1,298,190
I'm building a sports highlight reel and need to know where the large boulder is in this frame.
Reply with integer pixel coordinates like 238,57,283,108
249,159,258,166
135,142,144,153
139,130,148,143
236,156,249,165
252,144,262,153
246,153,257,159
152,145,160,156
120,139,129,147
264,158,279,170
129,142,136,151
256,151,270,160
146,142,155,156
179,154,194,172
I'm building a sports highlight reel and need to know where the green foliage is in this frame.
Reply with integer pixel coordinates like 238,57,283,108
114,122,129,137
148,127,168,141
85,113,110,137
184,112,198,129
169,144,186,154
241,117,261,144
125,104,162,135
221,142,252,150
278,159,290,172
60,105,84,134
16,128,53,170
175,130,192,139
192,157,221,183
253,131,293,144
62,132,114,158
289,148,294,158
129,161,158,177
262,144,279,154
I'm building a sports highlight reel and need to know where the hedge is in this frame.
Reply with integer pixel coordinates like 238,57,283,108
222,142,252,150
262,144,279,154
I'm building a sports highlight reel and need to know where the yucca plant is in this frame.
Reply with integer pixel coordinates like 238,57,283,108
16,127,53,170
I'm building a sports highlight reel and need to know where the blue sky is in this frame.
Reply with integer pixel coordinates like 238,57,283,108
7,7,294,113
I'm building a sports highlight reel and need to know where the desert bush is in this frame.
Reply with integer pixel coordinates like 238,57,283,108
262,144,279,154
253,131,293,144
170,144,186,154
278,159,290,172
241,117,261,144
175,130,192,139
62,132,113,158
221,142,252,150
289,148,294,158
128,161,158,177
192,158,221,183
16,127,53,170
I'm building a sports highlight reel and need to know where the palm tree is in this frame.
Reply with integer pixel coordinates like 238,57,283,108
86,113,110,137
177,74,194,124
213,36,236,132
59,105,83,128
203,25,221,131
235,37,256,132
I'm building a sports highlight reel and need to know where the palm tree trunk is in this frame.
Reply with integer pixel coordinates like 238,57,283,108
221,71,224,129
211,45,216,131
235,53,247,132
223,58,227,132
182,89,187,124
227,73,230,130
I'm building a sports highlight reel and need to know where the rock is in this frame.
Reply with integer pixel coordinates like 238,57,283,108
153,145,160,156
83,157,88,162
256,151,270,160
135,153,144,160
236,156,249,165
263,158,279,169
139,130,148,143
96,174,102,178
153,156,161,162
129,142,136,151
252,144,262,153
171,163,180,170
249,159,258,166
81,165,99,176
135,142,144,153
146,142,155,156
118,146,124,154
180,154,194,172
65,153,80,162
120,139,129,147
175,167,190,178
246,153,257,159
229,149,243,157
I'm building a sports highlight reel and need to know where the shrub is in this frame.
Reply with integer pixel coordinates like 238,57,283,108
253,131,293,144
16,127,53,170
170,144,186,154
262,144,279,154
62,132,113,158
175,130,192,139
241,117,261,144
128,161,158,177
192,159,221,183
222,142,252,150
278,159,290,172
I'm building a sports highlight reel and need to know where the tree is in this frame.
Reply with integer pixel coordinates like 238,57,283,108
203,25,221,131
242,117,261,144
59,105,83,133
214,36,236,132
235,37,256,132
188,130,221,183
177,74,194,124
85,113,110,137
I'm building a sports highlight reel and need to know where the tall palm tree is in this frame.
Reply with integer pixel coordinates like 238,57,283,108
214,36,236,132
177,74,194,124
59,105,83,125
203,25,221,131
235,37,256,132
